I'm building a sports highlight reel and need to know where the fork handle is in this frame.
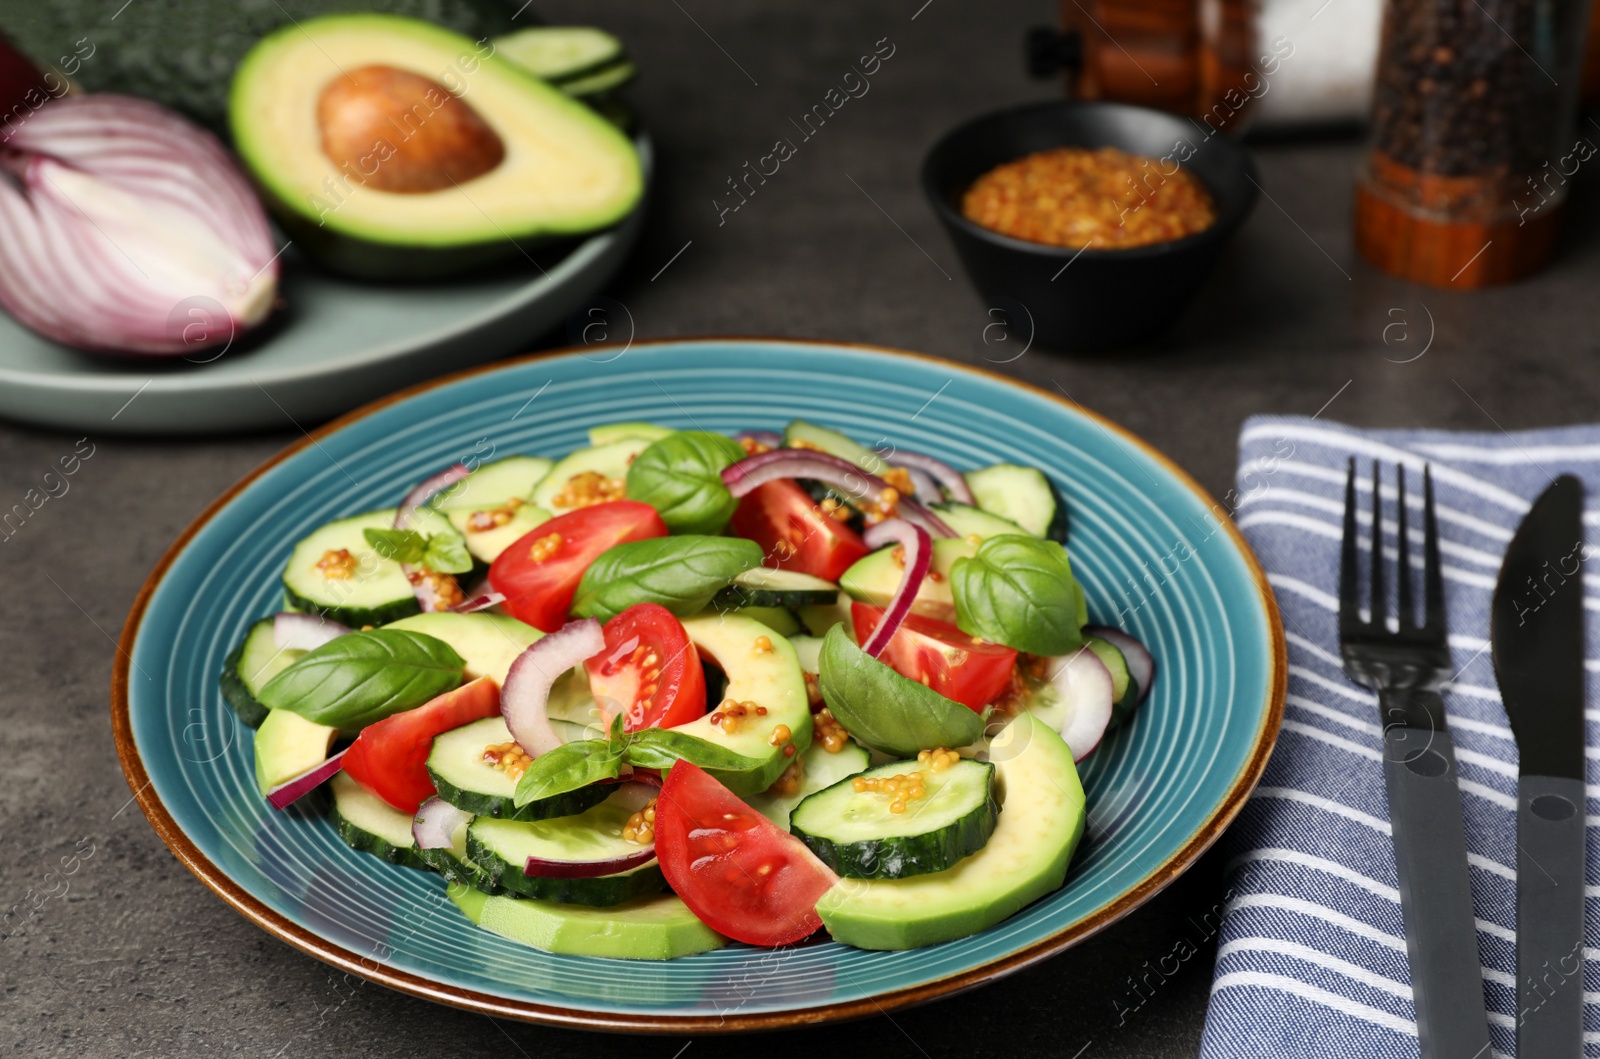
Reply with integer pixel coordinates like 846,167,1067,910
1516,773,1586,1059
1379,716,1492,1059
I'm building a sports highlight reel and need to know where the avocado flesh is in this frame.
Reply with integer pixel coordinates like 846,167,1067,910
229,14,642,278
450,884,725,960
253,708,337,795
838,538,979,623
384,611,541,685
814,712,1085,950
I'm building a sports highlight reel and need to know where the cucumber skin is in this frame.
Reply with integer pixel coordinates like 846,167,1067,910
331,807,433,872
219,642,270,729
711,582,835,609
427,767,612,822
792,785,1000,880
416,847,506,895
465,832,667,905
281,583,420,630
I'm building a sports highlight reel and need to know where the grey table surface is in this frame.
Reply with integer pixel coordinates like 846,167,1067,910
4,2,1599,1056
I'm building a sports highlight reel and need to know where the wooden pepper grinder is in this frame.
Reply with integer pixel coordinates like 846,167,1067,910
1354,0,1593,286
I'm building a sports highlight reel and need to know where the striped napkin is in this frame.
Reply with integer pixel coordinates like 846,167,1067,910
1198,415,1599,1058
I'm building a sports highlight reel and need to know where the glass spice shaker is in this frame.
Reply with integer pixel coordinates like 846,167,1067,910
1355,0,1593,286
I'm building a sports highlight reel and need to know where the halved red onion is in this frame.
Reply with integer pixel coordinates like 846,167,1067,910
501,619,606,758
273,612,350,651
394,463,472,612
721,449,954,538
858,519,930,658
413,795,471,850
1047,649,1116,761
0,95,278,356
450,590,506,614
524,844,657,879
266,749,347,810
891,450,974,504
1085,626,1156,706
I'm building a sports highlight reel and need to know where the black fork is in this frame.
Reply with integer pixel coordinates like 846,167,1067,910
1337,460,1490,1059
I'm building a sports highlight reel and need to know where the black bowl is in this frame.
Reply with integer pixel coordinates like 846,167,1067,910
922,100,1259,352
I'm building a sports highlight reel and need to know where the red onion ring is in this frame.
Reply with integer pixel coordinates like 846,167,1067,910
413,795,472,850
524,844,657,879
501,619,606,758
721,450,954,538
265,749,347,810
858,519,931,658
394,463,472,613
891,451,974,504
900,466,942,503
449,591,506,614
273,612,350,652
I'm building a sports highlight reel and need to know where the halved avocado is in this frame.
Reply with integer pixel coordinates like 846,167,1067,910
229,14,643,279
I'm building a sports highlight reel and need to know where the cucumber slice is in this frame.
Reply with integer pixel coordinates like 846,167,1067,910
451,886,726,960
964,464,1068,542
281,510,419,627
748,738,870,829
587,421,674,446
329,773,430,870
426,716,611,821
495,26,627,84
416,814,505,893
531,437,654,514
796,593,852,638
466,794,666,905
712,566,839,609
445,503,552,564
433,456,553,512
220,618,303,728
783,419,886,475
559,60,636,97
1085,636,1131,704
790,758,997,879
724,605,802,637
928,501,1028,540
787,634,823,674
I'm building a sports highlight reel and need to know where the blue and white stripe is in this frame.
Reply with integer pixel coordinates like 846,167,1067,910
1199,416,1600,1058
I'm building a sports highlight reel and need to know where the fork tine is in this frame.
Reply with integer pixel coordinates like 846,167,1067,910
1423,463,1444,634
1396,464,1412,628
1339,457,1359,636
1369,460,1385,630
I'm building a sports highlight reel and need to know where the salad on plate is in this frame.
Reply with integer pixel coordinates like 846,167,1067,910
224,419,1155,958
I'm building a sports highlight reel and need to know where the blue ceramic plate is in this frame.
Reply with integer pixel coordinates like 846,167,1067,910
113,339,1284,1031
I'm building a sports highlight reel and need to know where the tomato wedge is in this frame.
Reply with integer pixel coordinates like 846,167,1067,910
489,500,667,632
654,761,837,946
341,676,501,813
584,603,706,731
852,601,1018,711
728,479,869,582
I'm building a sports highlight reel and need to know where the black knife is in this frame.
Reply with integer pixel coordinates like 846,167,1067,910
1491,474,1587,1059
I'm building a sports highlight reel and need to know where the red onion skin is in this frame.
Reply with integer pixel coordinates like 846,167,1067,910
857,520,931,658
266,749,347,810
890,450,974,504
722,449,954,538
523,845,656,879
501,619,606,758
449,591,506,614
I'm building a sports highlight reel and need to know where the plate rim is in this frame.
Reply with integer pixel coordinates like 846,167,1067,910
111,337,1287,1034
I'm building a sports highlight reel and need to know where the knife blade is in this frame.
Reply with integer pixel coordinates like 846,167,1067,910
1491,473,1586,1059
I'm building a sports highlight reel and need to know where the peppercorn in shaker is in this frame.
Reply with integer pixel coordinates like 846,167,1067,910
1355,0,1592,286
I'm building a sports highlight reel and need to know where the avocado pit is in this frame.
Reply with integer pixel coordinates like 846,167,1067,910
316,64,504,193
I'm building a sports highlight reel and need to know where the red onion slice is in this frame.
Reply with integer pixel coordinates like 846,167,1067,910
266,749,347,810
450,591,506,614
1047,649,1116,762
858,519,931,658
891,450,974,504
607,776,663,813
900,466,943,504
524,844,657,879
273,612,350,652
1085,626,1156,706
722,449,954,538
413,795,472,850
502,619,606,758
394,463,472,613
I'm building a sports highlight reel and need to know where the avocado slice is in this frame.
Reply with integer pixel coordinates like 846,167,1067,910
229,14,643,279
837,537,980,623
384,611,540,685
814,712,1085,950
253,707,337,796
450,884,726,960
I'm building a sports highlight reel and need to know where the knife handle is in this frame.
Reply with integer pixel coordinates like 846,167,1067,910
1517,773,1586,1059
1379,716,1492,1059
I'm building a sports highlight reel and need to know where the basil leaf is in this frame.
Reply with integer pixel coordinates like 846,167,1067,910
363,528,426,565
257,629,465,733
816,625,981,757
422,532,473,575
512,739,624,806
625,431,747,535
950,533,1083,656
571,535,764,623
623,727,766,772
